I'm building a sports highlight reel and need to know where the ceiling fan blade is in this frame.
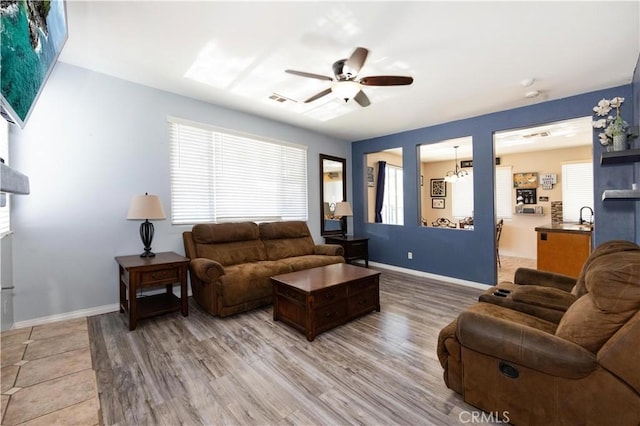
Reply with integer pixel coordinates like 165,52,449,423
285,69,333,81
354,90,371,107
345,47,369,76
305,88,333,103
359,76,414,86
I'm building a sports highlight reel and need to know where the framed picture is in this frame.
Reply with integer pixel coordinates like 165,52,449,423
0,0,68,128
513,172,538,189
367,166,375,187
432,198,445,209
430,178,446,197
516,188,537,205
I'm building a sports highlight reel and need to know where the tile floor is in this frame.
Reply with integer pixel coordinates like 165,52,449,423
0,317,100,425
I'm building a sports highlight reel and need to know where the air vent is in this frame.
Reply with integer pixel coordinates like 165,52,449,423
523,131,550,139
269,93,297,104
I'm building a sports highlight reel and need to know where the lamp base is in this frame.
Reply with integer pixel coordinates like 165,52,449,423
140,249,156,258
139,219,156,258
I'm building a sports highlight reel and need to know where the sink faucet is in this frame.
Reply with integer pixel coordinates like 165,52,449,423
579,206,594,225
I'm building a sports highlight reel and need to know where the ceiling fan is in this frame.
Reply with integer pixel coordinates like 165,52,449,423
285,47,413,107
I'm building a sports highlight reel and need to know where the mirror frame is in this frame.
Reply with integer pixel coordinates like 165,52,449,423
320,154,347,236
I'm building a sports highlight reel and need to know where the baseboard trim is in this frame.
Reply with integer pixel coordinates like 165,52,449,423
14,303,120,329
11,266,483,329
364,260,490,290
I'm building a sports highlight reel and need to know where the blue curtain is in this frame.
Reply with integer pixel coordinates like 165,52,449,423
375,161,386,223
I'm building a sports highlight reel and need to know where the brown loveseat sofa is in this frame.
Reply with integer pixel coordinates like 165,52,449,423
437,241,640,425
183,221,344,317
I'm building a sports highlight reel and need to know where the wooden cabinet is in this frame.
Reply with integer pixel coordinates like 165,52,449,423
272,264,380,341
324,236,369,267
115,252,190,330
536,228,591,278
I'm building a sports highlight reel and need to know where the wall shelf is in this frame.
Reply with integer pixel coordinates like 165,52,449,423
602,189,640,200
600,148,640,165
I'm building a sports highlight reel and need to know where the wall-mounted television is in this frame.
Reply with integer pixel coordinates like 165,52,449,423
0,0,68,128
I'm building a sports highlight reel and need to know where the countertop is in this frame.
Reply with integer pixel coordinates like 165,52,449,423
535,223,593,235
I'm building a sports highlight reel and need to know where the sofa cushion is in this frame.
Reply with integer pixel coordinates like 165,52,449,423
193,222,266,266
556,250,640,353
259,221,315,260
277,254,345,271
572,240,640,298
220,261,290,305
193,222,260,243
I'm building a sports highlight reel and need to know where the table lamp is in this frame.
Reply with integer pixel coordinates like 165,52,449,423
127,193,166,257
334,201,353,237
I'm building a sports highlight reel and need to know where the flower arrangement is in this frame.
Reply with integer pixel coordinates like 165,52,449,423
592,97,628,147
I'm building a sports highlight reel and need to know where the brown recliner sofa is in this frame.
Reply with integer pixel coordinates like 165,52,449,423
437,243,640,425
479,240,640,323
183,221,344,317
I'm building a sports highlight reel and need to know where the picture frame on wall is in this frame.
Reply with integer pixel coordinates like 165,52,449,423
367,166,375,187
513,172,538,189
430,178,446,197
432,198,445,209
0,0,68,128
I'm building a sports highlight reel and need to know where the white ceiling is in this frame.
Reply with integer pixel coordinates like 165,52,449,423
59,1,639,142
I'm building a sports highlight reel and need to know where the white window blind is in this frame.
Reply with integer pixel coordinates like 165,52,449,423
451,170,474,218
562,161,593,223
169,117,308,225
495,166,513,219
382,164,403,225
0,120,9,235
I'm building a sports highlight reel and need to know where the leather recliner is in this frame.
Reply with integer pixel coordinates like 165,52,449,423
479,240,640,323
437,242,640,425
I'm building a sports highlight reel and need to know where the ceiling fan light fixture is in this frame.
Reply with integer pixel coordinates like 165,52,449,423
331,81,361,101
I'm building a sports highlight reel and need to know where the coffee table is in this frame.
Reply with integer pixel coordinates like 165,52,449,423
271,263,381,341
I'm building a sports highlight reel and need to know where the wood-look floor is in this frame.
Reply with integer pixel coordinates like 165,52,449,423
89,268,505,426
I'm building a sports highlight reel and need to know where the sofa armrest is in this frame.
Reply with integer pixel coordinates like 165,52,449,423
189,258,225,285
511,286,577,311
514,267,577,292
314,244,344,257
457,310,596,379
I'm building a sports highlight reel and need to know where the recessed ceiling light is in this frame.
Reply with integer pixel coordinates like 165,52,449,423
525,90,540,98
520,78,535,87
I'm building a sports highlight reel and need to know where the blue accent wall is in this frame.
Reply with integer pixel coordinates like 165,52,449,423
352,84,636,285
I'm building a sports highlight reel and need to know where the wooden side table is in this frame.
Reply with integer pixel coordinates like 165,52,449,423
324,236,369,267
115,251,190,330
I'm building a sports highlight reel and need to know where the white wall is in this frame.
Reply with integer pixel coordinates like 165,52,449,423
9,63,349,324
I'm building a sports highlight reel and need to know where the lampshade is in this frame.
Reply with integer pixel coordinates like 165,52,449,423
127,193,166,220
334,201,353,217
332,81,361,101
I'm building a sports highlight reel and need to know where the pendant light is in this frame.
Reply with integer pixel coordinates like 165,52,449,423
443,145,468,183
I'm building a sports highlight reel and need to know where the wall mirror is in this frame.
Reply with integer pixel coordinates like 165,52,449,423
365,148,404,225
320,154,347,236
419,137,474,230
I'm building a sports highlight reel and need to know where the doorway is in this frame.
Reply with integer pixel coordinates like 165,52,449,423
493,116,594,279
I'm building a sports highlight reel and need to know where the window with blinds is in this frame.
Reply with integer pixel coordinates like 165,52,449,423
0,120,9,235
495,166,513,219
562,161,593,223
451,170,474,218
168,117,308,225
